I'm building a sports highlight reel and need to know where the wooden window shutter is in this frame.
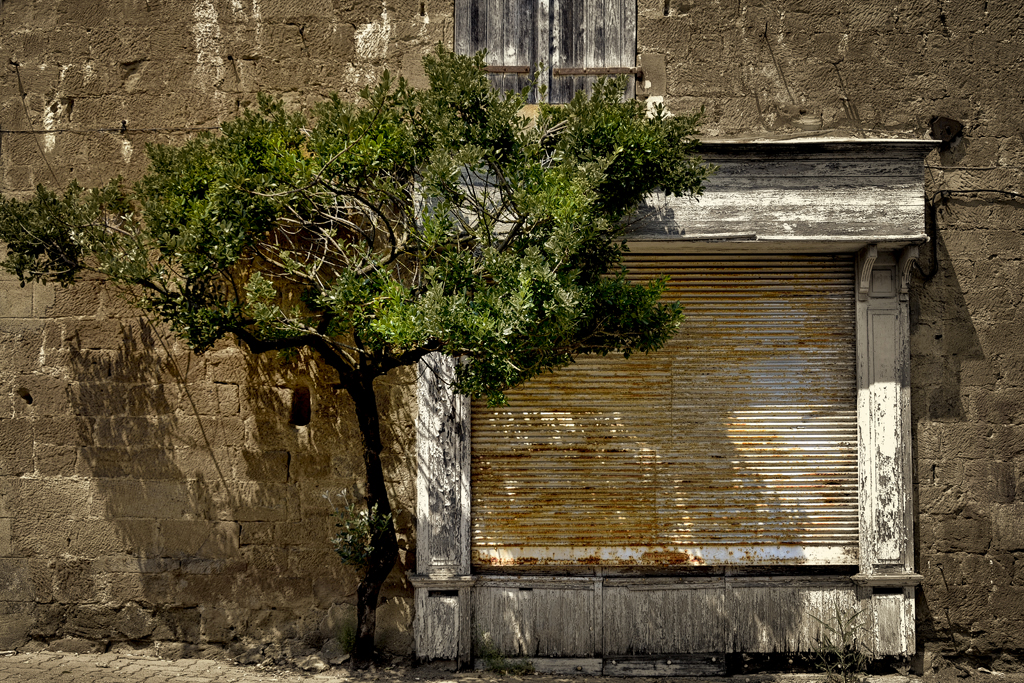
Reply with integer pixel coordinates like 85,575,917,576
455,0,637,104
471,254,859,568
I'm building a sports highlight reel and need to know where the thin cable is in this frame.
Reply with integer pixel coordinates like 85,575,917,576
920,188,1024,282
12,62,58,184
762,23,796,105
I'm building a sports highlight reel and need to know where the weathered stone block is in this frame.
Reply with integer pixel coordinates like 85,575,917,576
991,424,1024,458
159,352,207,384
101,571,174,605
273,518,332,548
77,446,181,480
0,518,10,556
113,603,157,640
45,282,103,317
238,522,275,546
158,520,239,559
35,443,77,476
242,545,288,578
173,415,246,448
938,422,992,459
28,603,68,639
288,448,330,481
961,460,1015,505
0,419,34,476
973,389,1024,425
287,547,346,580
47,637,105,654
72,519,159,558
211,482,296,522
990,587,1024,621
6,477,92,519
64,604,118,639
930,511,992,554
992,503,1024,552
101,480,193,520
51,557,98,603
67,319,126,350
0,283,34,318
312,575,358,610
32,415,92,447
208,349,248,384
375,596,413,655
153,606,201,644
917,483,965,516
248,607,302,640
236,449,289,483
200,605,249,643
0,559,47,602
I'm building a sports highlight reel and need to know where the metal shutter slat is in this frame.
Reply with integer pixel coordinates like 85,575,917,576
471,254,858,567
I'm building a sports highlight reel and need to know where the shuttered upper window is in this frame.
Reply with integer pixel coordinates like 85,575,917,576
455,0,637,103
471,254,859,567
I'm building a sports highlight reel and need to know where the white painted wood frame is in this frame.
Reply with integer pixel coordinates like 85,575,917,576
411,139,936,666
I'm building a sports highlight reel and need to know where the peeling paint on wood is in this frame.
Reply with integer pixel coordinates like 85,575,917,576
473,584,598,657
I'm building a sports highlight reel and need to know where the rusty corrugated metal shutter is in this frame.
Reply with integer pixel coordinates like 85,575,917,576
471,254,858,567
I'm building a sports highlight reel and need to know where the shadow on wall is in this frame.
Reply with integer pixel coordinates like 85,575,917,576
2,281,418,660
910,225,993,655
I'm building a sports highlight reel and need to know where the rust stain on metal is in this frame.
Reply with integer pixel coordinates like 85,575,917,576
471,255,858,568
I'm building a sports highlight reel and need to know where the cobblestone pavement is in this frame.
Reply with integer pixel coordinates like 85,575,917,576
0,651,437,683
2,651,1021,683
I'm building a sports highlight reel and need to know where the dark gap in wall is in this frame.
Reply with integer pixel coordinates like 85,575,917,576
17,388,33,404
290,386,311,426
664,0,670,15
428,590,458,597
420,2,425,16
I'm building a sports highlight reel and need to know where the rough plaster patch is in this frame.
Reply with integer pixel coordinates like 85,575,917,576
41,103,57,154
120,139,134,166
356,3,392,62
645,95,666,118
191,0,225,88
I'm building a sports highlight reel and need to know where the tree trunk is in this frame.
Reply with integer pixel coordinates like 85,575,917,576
347,372,400,669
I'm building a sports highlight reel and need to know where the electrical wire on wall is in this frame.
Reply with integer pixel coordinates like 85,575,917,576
921,186,1024,282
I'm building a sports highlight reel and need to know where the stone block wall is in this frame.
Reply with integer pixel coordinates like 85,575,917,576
0,0,444,660
2,0,1023,667
0,261,421,660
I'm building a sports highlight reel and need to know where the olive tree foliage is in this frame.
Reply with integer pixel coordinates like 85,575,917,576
0,47,710,665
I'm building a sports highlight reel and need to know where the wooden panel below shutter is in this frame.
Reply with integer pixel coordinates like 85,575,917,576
471,254,858,567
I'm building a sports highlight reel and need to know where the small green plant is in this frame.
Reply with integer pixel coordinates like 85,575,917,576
476,633,535,675
326,490,394,568
336,621,357,656
811,604,871,683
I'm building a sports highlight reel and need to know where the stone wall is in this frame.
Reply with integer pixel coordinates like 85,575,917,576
0,0,449,663
2,0,1023,668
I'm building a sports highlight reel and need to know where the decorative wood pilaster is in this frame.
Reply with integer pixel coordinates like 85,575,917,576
413,353,473,663
855,244,919,656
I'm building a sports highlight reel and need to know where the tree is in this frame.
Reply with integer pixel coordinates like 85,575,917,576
0,46,710,666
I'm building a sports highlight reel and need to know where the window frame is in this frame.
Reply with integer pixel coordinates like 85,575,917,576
454,0,638,103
